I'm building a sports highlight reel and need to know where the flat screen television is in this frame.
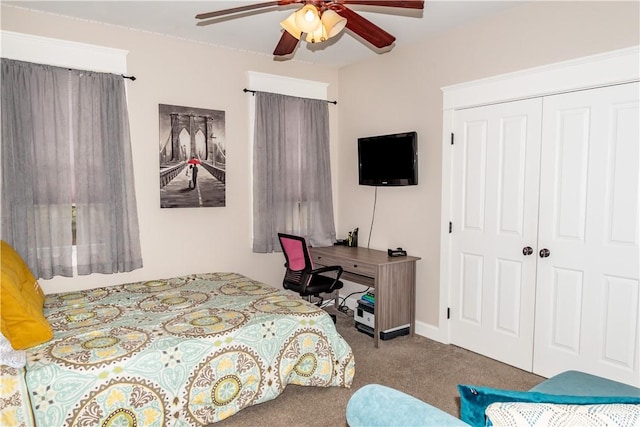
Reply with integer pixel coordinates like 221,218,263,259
358,131,418,186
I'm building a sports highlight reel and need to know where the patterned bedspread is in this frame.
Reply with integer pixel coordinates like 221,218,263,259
24,272,355,426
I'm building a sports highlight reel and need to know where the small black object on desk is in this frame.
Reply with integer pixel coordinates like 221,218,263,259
388,247,407,257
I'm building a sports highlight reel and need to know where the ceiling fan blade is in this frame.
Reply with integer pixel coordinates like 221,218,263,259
335,7,396,48
336,0,424,9
196,0,299,20
273,31,300,56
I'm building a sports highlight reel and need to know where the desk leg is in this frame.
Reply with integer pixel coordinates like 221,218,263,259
375,262,416,346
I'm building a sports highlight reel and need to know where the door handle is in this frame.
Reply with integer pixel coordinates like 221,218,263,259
539,248,550,258
522,246,533,256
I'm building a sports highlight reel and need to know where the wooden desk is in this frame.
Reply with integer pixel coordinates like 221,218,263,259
309,245,421,347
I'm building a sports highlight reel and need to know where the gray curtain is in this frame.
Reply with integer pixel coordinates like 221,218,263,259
1,59,142,279
253,91,336,252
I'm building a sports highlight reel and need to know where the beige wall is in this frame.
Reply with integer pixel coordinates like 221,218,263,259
2,2,638,339
337,1,639,336
1,5,340,294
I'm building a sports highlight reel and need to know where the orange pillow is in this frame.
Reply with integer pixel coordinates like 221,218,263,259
1,241,52,349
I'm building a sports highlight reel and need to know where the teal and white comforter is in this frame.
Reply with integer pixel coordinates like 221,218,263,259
25,272,355,426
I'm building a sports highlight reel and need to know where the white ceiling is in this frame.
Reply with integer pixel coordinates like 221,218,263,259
4,1,527,68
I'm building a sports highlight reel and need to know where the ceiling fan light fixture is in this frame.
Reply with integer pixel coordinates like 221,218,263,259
305,23,328,43
280,13,302,39
294,4,321,34
320,9,347,38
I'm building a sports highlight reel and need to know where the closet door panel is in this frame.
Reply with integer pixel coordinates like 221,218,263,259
450,98,542,371
607,101,639,248
551,107,590,241
462,121,488,231
603,276,639,370
534,82,639,386
548,267,583,353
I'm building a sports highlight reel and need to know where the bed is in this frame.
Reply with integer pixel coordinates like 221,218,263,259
1,243,355,426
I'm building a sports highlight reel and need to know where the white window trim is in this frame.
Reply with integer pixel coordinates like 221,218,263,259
1,30,128,74
247,71,329,100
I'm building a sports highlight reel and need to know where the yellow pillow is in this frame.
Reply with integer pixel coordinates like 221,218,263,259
1,241,52,349
1,241,45,307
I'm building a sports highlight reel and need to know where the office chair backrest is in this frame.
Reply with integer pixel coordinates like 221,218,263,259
279,235,308,271
277,233,314,288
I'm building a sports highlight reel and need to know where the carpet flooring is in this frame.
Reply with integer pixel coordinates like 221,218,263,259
214,307,544,426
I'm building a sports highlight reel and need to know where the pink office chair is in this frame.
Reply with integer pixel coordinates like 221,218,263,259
277,233,343,320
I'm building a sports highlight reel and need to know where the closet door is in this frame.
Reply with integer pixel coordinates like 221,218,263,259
449,98,542,370
534,82,639,386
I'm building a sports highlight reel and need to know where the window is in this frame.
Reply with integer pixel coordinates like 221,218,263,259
247,72,337,252
251,91,337,252
1,33,141,279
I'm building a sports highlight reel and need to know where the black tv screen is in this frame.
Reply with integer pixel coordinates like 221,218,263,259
358,131,418,186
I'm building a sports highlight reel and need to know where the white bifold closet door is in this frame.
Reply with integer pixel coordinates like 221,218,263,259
449,98,543,371
533,83,639,385
449,82,639,386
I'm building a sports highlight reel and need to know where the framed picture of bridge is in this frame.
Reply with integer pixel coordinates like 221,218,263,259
158,103,226,208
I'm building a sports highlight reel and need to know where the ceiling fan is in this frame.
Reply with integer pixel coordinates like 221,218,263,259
196,0,425,57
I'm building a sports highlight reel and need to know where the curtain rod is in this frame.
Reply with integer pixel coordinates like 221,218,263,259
243,88,337,105
62,66,136,80
66,68,136,81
